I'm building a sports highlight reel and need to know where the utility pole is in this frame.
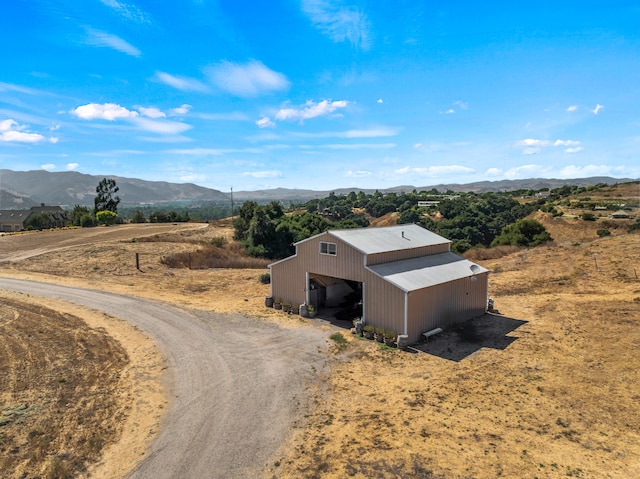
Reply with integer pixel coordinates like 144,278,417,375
230,186,234,221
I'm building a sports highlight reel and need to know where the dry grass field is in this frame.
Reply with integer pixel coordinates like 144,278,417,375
1,208,639,478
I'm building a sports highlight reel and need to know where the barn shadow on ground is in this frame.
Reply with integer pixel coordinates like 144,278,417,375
313,307,355,330
411,313,528,362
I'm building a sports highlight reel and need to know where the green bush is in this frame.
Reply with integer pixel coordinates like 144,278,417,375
491,219,552,247
581,213,596,221
258,273,271,284
96,210,117,226
596,229,611,237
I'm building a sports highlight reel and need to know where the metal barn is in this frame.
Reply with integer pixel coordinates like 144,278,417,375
269,224,489,344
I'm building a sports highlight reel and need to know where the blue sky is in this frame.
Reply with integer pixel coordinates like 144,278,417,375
1,1,639,192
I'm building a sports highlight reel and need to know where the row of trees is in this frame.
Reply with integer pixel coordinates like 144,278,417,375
232,190,552,259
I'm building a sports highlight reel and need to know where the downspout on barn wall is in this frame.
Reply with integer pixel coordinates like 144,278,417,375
403,291,409,336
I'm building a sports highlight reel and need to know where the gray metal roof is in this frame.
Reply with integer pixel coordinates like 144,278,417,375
328,224,450,255
367,251,489,292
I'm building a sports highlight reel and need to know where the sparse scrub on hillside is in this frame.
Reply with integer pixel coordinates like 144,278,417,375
160,244,270,269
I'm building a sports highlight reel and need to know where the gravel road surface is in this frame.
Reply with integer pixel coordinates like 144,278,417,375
0,277,328,478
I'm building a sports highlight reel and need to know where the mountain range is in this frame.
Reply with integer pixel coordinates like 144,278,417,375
0,169,636,209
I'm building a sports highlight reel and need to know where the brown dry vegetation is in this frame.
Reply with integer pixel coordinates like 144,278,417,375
0,292,164,479
2,205,640,478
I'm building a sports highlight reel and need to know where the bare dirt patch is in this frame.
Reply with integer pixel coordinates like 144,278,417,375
0,291,164,479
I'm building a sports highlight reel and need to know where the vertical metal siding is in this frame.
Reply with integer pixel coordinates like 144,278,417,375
362,271,405,334
271,233,368,308
405,272,488,343
272,233,488,344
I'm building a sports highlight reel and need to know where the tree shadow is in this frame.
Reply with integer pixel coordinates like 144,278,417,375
411,313,528,362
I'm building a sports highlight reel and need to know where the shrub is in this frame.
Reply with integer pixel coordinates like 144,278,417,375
581,213,596,221
80,214,97,227
211,236,226,247
491,219,552,247
258,273,271,284
596,229,611,237
96,210,117,226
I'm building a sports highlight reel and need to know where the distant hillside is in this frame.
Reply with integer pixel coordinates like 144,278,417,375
0,169,228,208
233,177,637,201
0,169,635,208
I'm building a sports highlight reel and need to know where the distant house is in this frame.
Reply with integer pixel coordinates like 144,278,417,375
0,209,30,232
610,210,630,219
269,224,489,344
0,204,69,232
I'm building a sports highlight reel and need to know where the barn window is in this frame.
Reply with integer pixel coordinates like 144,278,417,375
320,241,337,256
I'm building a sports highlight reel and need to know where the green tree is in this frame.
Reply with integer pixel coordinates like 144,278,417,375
94,178,120,215
25,212,54,230
131,210,146,223
80,214,96,227
96,210,117,226
70,205,91,226
491,219,552,247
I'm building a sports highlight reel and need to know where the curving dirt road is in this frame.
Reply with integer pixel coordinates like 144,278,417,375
0,277,328,478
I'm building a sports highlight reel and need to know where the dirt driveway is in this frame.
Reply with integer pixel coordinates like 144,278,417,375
0,277,328,478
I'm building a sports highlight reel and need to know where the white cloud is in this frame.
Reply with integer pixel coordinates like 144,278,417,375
345,170,372,178
275,99,349,122
169,104,192,116
557,164,630,178
294,127,399,138
71,102,192,135
242,170,282,178
445,109,455,114
166,147,262,155
395,165,474,176
377,98,383,104
453,100,468,110
321,142,395,150
302,0,371,50
504,164,549,179
515,138,549,155
485,168,503,176
0,119,49,143
41,163,56,170
85,28,141,57
564,147,584,154
0,119,18,131
100,0,150,24
516,138,583,155
256,117,276,128
137,106,166,118
567,105,578,112
71,103,138,120
592,103,604,115
179,172,208,183
0,82,42,95
154,72,209,92
206,60,289,97
49,136,59,144
66,163,79,170
132,117,192,134
196,111,249,121
553,139,580,147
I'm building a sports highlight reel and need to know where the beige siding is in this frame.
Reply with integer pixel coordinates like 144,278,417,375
367,243,450,265
362,271,405,334
405,272,488,343
296,233,367,281
271,231,488,345
270,232,368,307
